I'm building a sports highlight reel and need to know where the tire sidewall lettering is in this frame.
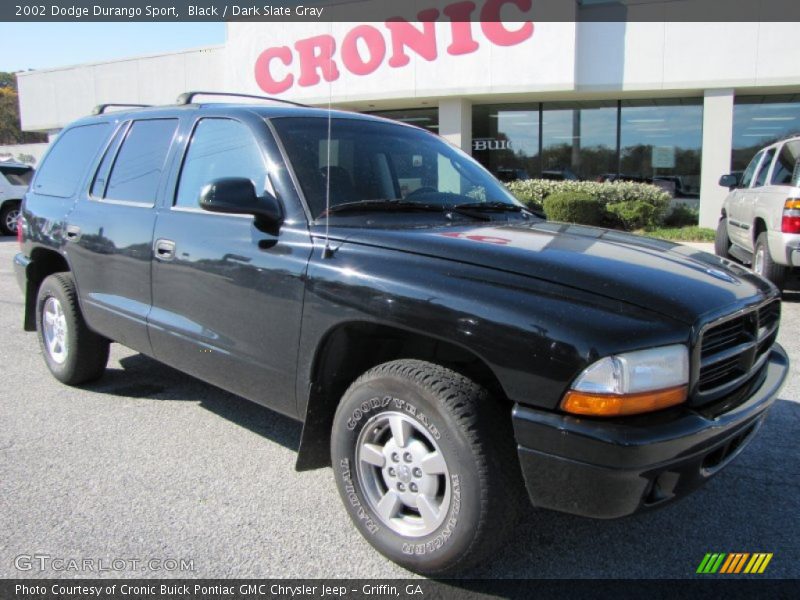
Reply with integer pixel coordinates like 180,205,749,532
342,394,461,556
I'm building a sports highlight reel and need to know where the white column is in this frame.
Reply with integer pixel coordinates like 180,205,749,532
438,98,472,153
699,89,735,229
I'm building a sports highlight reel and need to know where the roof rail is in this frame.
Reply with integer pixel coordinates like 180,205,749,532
175,91,309,108
91,103,151,115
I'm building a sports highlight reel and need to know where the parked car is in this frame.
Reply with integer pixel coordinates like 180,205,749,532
716,136,800,289
15,95,788,575
0,161,34,235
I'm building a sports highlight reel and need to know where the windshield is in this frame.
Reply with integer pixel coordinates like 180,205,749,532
270,117,521,220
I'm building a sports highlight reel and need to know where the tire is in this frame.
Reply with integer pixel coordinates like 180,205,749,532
714,217,731,259
0,201,20,236
35,273,109,385
331,359,525,575
753,232,787,290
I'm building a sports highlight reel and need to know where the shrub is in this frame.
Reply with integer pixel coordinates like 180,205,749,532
663,203,700,227
543,192,604,226
506,178,672,231
606,201,660,230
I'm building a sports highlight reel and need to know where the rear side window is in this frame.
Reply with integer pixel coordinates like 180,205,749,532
33,123,109,198
753,148,776,188
0,165,34,186
104,119,178,205
174,118,266,208
771,141,800,186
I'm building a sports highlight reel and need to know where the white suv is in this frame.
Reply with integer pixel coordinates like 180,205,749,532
0,161,34,236
716,136,800,290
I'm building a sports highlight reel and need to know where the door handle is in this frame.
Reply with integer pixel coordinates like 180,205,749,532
65,225,81,242
154,238,176,261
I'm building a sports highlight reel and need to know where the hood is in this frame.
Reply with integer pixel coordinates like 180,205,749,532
328,220,774,324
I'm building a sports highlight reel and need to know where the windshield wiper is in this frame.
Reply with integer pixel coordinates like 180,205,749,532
322,200,445,215
451,201,523,212
452,202,545,219
323,199,494,222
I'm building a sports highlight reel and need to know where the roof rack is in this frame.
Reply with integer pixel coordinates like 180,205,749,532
175,91,309,108
91,103,151,115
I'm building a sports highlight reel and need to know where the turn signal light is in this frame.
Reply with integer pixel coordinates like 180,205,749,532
561,386,688,417
782,198,800,233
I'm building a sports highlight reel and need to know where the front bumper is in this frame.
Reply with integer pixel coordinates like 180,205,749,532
512,344,789,519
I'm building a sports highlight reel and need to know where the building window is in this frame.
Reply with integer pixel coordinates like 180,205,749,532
619,98,703,198
470,98,703,198
732,94,800,172
366,108,438,134
541,100,617,182
472,104,540,182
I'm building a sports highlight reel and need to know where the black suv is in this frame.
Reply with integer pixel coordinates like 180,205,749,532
14,94,789,575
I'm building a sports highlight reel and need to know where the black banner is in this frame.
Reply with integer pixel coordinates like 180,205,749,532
3,579,800,600
4,0,800,23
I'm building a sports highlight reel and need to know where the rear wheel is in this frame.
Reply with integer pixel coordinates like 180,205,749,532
36,273,109,385
330,359,524,575
753,232,787,290
0,201,20,236
714,217,731,259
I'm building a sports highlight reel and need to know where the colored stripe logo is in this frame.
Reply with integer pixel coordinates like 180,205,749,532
696,553,773,574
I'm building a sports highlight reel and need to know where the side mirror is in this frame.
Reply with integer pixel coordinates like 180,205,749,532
719,173,741,190
199,177,282,224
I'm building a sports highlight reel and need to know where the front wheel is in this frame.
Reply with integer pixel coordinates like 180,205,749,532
331,359,524,575
753,232,787,290
36,273,110,385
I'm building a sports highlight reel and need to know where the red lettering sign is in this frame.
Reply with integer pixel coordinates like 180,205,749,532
253,0,534,94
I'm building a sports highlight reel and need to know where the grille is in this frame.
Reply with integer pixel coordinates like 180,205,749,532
697,300,780,397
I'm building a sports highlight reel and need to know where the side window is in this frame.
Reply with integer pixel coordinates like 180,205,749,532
33,123,110,198
175,118,266,209
740,151,764,189
104,119,178,205
771,141,800,186
90,123,129,198
753,148,776,188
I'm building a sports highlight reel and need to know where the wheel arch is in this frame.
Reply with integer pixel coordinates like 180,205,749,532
23,247,71,331
753,217,768,247
295,320,510,471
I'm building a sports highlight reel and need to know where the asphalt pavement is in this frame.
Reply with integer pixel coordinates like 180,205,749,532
1,237,798,579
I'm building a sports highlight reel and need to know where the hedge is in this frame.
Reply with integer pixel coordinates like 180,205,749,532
506,179,672,230
542,192,604,227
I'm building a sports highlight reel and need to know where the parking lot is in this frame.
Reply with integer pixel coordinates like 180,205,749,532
1,236,798,579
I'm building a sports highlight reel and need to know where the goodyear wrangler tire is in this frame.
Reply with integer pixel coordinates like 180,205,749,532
331,359,524,575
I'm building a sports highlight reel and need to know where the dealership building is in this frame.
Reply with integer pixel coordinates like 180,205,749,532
16,9,800,228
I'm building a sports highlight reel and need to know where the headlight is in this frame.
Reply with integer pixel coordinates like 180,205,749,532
561,344,689,417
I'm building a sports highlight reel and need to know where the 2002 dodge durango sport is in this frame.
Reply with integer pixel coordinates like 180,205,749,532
14,96,789,575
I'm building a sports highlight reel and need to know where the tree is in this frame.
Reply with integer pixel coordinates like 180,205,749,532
0,72,47,145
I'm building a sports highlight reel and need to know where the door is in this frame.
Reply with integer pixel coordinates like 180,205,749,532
65,118,179,354
740,147,777,251
728,150,764,249
148,116,311,417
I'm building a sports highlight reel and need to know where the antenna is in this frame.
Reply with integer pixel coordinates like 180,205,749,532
321,22,335,260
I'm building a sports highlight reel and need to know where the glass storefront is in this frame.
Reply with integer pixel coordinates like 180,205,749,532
366,108,439,134
471,98,704,198
620,98,703,198
732,94,800,172
541,101,617,182
472,104,540,182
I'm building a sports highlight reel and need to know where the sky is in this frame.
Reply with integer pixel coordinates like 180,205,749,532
0,23,226,73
